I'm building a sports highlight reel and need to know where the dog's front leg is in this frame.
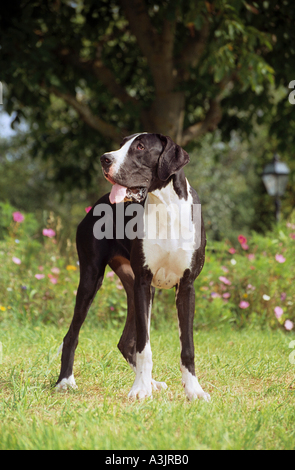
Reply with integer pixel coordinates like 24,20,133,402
128,276,153,400
176,279,210,402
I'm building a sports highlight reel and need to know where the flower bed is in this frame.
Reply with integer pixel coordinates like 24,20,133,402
0,201,294,331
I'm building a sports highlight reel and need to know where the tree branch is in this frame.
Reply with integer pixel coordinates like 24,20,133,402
57,48,138,106
49,86,124,144
181,72,238,146
181,98,222,146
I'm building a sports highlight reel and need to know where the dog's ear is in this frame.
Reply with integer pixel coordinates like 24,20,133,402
157,135,190,181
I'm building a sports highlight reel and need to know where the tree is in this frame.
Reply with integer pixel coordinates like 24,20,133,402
0,0,294,189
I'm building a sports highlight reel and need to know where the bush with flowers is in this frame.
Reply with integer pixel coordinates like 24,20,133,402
198,219,295,331
0,202,129,326
0,201,294,332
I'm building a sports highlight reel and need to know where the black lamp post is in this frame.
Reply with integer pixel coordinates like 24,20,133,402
262,153,290,222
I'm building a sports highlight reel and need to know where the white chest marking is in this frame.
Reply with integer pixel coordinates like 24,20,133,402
143,180,196,289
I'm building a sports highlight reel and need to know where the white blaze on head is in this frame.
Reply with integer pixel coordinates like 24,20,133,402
106,133,143,178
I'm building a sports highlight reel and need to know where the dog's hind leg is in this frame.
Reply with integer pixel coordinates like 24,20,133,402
56,211,109,391
56,261,106,391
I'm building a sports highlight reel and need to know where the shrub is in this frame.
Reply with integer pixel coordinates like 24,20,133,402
0,202,294,332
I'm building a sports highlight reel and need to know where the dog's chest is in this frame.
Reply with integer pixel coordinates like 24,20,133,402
142,180,195,289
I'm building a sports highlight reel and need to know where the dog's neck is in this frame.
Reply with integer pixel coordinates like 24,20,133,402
148,169,188,201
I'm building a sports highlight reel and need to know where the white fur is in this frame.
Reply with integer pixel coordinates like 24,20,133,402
143,179,196,289
128,292,167,398
105,133,142,177
180,363,210,402
55,374,78,391
128,343,153,399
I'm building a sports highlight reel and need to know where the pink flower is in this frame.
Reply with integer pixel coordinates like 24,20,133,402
238,235,247,245
284,320,294,331
221,266,229,273
211,292,221,298
110,306,115,311
223,293,231,299
106,271,115,278
247,254,255,261
241,243,249,250
85,206,92,213
239,301,249,309
13,211,24,223
51,267,60,274
219,276,231,286
43,228,56,238
290,233,295,240
247,284,256,291
12,257,21,265
274,306,284,319
49,277,58,284
38,266,44,271
228,248,236,254
35,274,45,280
275,254,286,263
281,293,287,301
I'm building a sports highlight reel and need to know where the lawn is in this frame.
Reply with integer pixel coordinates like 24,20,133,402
1,203,295,450
1,322,294,450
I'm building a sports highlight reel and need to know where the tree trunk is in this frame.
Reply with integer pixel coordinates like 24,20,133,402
141,91,185,144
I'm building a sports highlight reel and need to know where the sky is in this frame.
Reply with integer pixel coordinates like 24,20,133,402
0,111,17,138
0,110,27,138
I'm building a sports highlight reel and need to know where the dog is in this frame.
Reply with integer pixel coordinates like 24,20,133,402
56,133,210,401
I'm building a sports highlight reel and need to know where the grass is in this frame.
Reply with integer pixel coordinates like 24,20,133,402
1,322,295,450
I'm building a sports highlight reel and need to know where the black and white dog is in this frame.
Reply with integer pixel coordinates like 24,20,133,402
56,133,210,401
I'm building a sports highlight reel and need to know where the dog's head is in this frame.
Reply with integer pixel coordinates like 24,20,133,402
100,133,189,204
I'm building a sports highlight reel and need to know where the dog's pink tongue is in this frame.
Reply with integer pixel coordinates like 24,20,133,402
109,183,127,204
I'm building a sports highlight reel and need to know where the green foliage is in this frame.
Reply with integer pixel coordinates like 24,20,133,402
198,221,295,330
0,202,294,332
0,0,294,191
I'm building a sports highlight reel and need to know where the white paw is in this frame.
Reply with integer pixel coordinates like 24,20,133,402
151,379,168,392
55,374,78,392
181,365,210,402
182,376,210,402
128,378,152,400
185,384,211,402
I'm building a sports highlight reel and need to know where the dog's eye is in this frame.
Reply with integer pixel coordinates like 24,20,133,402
137,143,144,150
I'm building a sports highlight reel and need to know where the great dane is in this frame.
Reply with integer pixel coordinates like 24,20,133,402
56,133,210,401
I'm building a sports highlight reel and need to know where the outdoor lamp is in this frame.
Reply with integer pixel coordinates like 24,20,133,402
262,153,290,222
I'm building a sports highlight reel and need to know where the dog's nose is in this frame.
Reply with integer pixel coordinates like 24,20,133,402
100,154,114,167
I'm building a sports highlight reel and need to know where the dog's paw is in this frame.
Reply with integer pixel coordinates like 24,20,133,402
184,382,211,402
151,379,168,392
128,377,153,400
55,374,78,392
181,367,210,402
